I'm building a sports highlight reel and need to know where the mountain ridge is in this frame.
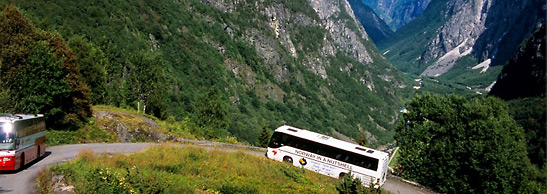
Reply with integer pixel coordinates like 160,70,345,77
380,0,544,90
361,0,431,31
348,0,393,43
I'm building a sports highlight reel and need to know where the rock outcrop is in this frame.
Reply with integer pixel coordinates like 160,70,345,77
94,110,168,142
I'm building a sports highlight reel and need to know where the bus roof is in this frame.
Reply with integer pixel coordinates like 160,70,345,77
275,125,388,159
0,114,44,122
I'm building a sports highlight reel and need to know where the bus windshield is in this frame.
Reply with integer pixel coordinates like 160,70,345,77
0,125,15,144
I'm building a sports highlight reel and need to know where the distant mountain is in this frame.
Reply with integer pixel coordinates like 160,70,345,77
361,0,431,31
380,0,545,90
348,0,393,43
2,0,408,146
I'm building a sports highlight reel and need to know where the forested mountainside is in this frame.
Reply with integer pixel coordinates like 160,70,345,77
348,0,393,43
0,0,409,146
490,25,546,168
361,0,431,31
379,0,545,91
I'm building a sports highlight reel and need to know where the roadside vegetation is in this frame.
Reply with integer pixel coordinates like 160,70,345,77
395,93,545,193
46,105,249,146
37,145,338,193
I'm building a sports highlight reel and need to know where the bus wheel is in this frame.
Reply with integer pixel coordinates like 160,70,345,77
339,172,347,179
283,156,293,164
20,154,25,169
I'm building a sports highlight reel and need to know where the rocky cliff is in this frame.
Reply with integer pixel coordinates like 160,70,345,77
201,0,380,77
419,0,545,77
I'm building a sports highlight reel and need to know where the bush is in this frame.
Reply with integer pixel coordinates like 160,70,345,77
395,93,539,193
336,173,382,194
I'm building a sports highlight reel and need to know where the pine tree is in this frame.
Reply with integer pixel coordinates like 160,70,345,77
258,127,271,147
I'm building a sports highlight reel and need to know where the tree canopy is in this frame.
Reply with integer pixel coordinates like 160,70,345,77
395,93,539,193
0,5,91,128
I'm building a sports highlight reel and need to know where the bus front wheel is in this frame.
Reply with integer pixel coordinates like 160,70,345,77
20,154,25,170
283,156,293,164
339,172,347,179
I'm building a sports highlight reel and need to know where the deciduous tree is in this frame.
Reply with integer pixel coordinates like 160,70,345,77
395,93,537,193
0,6,91,128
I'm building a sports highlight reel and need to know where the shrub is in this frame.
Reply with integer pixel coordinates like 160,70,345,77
396,93,538,193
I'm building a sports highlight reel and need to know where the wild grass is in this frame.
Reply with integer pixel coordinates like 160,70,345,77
46,118,117,146
47,105,204,146
388,148,399,168
37,145,337,193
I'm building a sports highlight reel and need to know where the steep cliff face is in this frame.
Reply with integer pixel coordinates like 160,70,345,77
419,0,544,77
348,0,393,43
361,0,431,31
203,0,375,78
382,0,544,89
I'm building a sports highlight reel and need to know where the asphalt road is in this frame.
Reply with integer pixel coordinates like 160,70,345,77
0,142,435,194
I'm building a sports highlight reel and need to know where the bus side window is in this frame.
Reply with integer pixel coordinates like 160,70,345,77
268,133,283,148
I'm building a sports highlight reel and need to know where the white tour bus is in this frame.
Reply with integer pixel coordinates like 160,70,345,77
0,114,46,171
266,125,389,187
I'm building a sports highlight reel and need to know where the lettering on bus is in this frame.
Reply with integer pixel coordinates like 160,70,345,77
295,150,351,170
274,132,379,171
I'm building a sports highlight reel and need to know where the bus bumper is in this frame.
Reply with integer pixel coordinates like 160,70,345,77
0,155,16,171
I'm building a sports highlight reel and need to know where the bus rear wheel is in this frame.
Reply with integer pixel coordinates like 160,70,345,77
20,154,25,170
283,156,293,164
339,172,347,179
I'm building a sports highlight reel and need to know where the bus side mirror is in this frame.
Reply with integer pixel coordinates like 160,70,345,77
15,138,19,149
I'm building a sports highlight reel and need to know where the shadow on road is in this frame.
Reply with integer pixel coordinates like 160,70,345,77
26,151,52,169
0,187,13,193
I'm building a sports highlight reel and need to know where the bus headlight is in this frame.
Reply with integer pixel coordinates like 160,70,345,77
2,122,13,133
2,157,13,162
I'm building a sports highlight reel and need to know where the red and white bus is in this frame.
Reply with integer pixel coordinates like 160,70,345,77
0,114,46,171
266,125,389,187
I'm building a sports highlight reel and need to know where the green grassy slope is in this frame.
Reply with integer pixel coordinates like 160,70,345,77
37,146,338,193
